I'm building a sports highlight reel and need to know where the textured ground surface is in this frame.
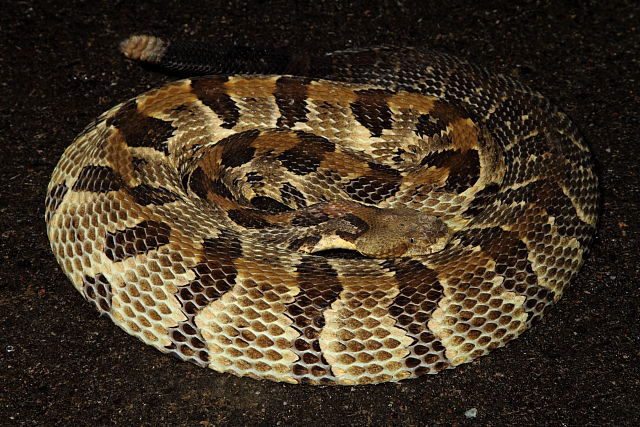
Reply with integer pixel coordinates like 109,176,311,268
1,1,638,425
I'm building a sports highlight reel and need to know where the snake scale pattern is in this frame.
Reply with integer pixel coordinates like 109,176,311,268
45,35,598,385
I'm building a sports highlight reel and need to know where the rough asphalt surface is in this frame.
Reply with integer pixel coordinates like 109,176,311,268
1,1,638,425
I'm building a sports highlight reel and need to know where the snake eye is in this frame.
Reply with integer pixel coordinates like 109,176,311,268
409,237,416,244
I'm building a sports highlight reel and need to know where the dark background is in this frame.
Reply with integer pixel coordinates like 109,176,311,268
2,1,638,425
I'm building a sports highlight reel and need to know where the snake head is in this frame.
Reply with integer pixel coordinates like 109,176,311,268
354,208,452,258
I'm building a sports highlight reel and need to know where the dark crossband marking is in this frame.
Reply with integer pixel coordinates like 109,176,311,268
45,183,69,223
250,196,293,214
277,131,335,175
185,166,234,200
420,149,480,193
464,182,500,216
106,100,175,154
366,162,401,176
442,150,481,193
383,259,449,375
287,235,321,252
226,209,273,229
274,76,311,127
498,179,586,243
127,184,182,206
291,211,330,227
431,100,470,123
82,273,112,315
454,226,552,320
218,130,260,168
350,89,393,137
288,257,342,383
72,165,123,193
415,113,447,138
104,220,171,263
190,76,240,129
168,231,243,365
280,183,306,209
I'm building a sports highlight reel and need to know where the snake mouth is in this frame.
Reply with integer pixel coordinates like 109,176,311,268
272,200,453,259
308,248,370,259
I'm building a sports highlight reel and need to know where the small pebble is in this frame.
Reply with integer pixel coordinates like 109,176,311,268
464,408,478,418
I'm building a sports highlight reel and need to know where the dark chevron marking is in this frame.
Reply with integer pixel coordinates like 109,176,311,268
104,220,171,262
191,76,240,129
366,161,401,177
454,225,553,318
72,165,123,193
339,213,370,238
186,166,209,199
287,235,321,251
106,100,175,154
186,166,235,201
414,113,447,138
497,179,587,242
45,183,68,223
420,149,458,168
291,211,330,227
227,208,273,229
82,273,112,314
277,131,335,175
274,76,311,127
350,89,393,137
127,184,182,206
250,196,293,213
280,183,306,209
168,231,243,365
464,182,500,216
420,149,480,193
430,100,469,123
383,259,448,374
289,257,342,383
442,150,480,193
219,130,260,168
210,179,233,200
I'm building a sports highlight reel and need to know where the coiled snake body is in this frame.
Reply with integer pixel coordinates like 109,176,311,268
45,36,598,385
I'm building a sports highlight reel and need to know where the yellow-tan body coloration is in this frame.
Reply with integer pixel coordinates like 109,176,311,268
45,40,598,385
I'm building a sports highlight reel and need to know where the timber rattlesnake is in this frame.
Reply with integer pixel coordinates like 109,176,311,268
45,35,598,385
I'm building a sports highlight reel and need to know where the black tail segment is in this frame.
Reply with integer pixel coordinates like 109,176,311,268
120,36,443,92
120,34,321,76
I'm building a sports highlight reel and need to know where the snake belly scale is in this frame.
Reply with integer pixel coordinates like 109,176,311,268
45,36,598,385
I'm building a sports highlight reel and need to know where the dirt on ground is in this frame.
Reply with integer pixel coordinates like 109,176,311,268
1,1,638,425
